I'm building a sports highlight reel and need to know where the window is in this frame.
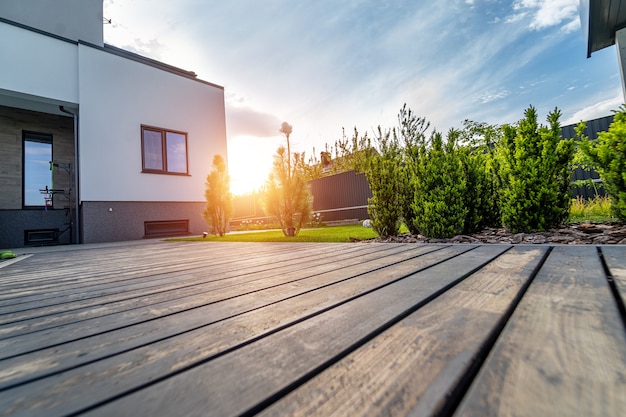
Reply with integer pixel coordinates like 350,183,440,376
141,125,189,175
23,132,53,207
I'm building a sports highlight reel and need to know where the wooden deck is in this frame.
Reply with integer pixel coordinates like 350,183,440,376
0,241,625,417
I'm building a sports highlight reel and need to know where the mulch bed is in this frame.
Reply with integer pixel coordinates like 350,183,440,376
360,222,626,244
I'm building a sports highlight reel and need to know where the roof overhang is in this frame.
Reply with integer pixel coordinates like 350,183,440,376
584,0,626,57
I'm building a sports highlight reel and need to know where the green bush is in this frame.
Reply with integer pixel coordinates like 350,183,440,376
496,106,574,232
578,106,626,222
202,154,233,237
409,130,468,238
458,120,503,230
365,127,403,237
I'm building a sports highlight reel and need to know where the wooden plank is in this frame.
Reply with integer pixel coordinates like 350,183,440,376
62,246,507,417
0,243,345,302
0,245,460,390
256,246,548,417
0,244,417,339
601,245,626,307
0,244,439,359
454,245,626,417
0,243,379,320
0,246,501,416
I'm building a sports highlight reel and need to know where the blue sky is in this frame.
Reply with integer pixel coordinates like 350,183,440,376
103,0,623,195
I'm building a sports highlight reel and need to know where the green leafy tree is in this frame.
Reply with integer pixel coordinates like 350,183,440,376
364,127,402,237
202,154,233,236
458,120,503,231
409,130,468,238
396,104,430,235
497,106,574,232
263,123,313,236
578,106,626,221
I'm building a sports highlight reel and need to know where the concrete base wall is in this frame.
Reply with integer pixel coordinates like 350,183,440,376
81,201,207,244
0,208,73,248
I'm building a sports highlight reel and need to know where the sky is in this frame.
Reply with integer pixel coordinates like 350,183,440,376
102,0,623,196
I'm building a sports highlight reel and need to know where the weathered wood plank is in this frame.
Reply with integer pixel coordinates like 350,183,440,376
0,244,440,360
65,246,510,417
0,245,466,401
601,245,626,308
0,244,416,338
0,243,381,320
256,246,548,417
0,243,345,302
454,245,626,417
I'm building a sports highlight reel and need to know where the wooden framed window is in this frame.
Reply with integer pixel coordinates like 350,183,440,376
23,131,53,207
141,125,189,175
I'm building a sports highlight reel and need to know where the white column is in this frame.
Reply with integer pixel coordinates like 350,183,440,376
616,28,626,102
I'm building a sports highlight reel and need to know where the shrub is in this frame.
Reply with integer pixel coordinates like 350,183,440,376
578,106,626,222
409,130,468,238
263,147,313,236
496,106,575,232
365,127,403,237
202,154,233,237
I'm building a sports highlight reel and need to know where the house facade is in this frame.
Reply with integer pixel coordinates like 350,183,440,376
0,0,227,247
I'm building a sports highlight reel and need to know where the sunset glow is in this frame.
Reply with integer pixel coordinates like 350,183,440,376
227,136,283,196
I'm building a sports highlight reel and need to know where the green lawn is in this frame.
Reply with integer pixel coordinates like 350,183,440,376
168,225,381,243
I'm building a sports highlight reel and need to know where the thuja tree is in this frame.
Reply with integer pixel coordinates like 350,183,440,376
263,123,313,236
364,127,403,237
409,130,468,238
458,120,503,231
578,106,626,221
396,104,430,235
202,154,233,236
497,106,574,232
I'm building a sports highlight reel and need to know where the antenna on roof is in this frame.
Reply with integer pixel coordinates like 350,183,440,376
103,17,112,24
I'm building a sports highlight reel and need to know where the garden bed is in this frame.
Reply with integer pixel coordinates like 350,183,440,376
363,222,626,245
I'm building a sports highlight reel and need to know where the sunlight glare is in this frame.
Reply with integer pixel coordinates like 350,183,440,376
228,136,282,196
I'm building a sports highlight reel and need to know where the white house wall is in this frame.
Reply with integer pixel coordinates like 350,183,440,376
77,44,227,203
0,20,78,105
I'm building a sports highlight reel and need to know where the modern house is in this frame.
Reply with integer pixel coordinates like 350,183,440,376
0,0,227,248
583,0,626,99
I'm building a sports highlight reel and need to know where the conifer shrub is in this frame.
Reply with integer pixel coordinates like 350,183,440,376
496,106,574,232
578,106,626,222
409,130,468,238
202,154,233,237
364,128,402,237
263,147,313,236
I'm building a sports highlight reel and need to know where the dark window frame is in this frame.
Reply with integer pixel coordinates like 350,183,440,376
22,131,53,209
141,125,190,175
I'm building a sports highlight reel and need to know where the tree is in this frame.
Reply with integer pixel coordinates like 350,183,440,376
364,126,403,237
263,123,313,236
496,106,574,232
202,154,233,236
578,106,626,221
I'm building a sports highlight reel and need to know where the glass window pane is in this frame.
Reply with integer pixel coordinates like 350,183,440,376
143,129,163,170
166,132,187,173
24,140,52,206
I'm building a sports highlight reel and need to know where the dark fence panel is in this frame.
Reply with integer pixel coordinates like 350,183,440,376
308,170,372,222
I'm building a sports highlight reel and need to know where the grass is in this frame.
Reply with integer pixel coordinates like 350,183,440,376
168,224,381,243
569,195,617,223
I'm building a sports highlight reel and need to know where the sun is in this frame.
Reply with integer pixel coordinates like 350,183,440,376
227,136,281,196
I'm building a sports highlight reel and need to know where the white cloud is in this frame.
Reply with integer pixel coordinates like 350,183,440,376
563,94,624,125
511,0,579,31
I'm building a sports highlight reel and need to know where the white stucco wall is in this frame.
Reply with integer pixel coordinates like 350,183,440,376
77,44,227,202
0,0,103,46
0,21,79,104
